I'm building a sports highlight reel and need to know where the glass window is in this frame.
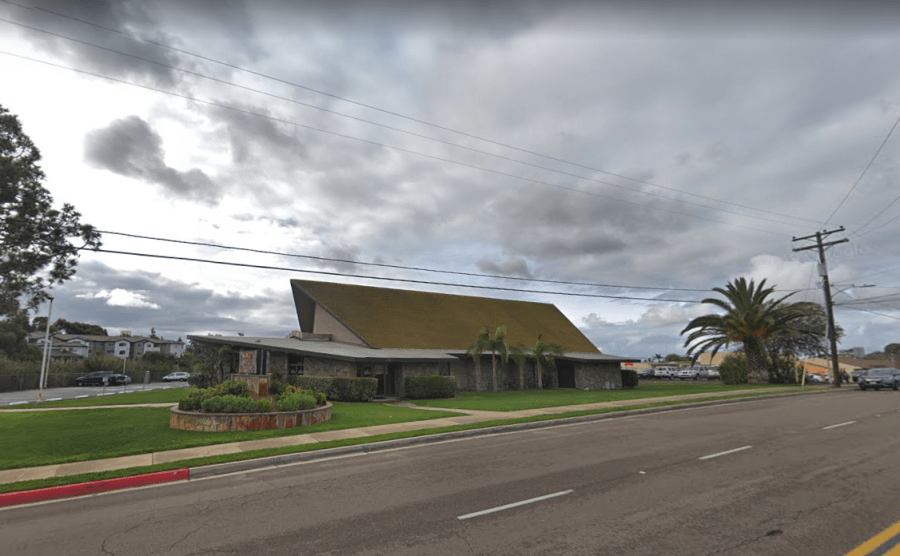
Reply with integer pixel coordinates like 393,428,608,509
288,354,305,375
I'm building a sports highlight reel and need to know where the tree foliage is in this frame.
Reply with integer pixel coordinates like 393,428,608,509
0,312,41,360
0,104,101,315
527,333,563,390
30,317,108,336
681,277,809,385
467,325,514,393
765,302,833,363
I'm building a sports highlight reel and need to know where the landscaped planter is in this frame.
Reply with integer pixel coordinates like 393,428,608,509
169,403,332,432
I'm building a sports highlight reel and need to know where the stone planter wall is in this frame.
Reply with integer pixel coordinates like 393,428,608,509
169,403,332,432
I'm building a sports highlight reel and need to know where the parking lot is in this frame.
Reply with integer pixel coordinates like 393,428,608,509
0,382,191,407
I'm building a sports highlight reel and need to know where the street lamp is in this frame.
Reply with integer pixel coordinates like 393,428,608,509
37,296,54,403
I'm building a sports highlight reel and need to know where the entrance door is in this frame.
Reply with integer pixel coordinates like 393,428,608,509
557,361,576,389
385,363,400,396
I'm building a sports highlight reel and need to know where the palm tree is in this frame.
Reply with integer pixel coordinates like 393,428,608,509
527,334,563,390
681,277,805,385
467,325,513,393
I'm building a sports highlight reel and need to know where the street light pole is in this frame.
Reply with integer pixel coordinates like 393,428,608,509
37,296,54,403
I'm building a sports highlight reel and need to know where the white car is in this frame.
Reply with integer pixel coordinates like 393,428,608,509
162,372,191,382
653,366,679,379
678,367,703,380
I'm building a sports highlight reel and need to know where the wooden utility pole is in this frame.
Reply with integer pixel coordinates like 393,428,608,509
792,227,848,387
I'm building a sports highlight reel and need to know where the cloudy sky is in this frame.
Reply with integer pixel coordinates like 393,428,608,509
2,0,899,359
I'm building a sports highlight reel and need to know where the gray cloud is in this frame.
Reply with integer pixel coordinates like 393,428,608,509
84,116,221,205
475,256,533,278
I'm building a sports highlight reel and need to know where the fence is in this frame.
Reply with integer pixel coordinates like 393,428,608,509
0,370,178,393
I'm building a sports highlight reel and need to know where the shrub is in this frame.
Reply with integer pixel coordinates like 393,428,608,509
214,380,251,397
621,369,639,388
178,390,204,411
405,375,456,399
256,398,272,412
82,354,123,374
277,392,317,411
315,391,327,406
291,376,377,402
719,354,749,385
201,394,259,414
268,380,286,397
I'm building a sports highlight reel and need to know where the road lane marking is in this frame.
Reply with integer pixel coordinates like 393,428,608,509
458,490,574,520
845,517,900,555
699,445,752,460
47,398,62,402
74,395,89,398
824,421,856,430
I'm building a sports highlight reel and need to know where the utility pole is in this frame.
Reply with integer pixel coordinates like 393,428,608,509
793,227,848,387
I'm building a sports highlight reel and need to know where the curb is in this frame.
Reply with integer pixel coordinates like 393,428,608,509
0,469,189,508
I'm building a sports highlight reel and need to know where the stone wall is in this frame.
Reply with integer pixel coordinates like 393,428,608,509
305,356,354,378
574,362,623,390
169,403,332,432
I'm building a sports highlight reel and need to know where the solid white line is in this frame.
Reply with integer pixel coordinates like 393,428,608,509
8,401,27,406
699,445,753,460
74,395,89,398
47,398,62,402
458,490,573,520
823,421,856,430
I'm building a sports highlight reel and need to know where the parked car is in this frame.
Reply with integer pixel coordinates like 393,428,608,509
637,368,655,379
705,367,720,380
653,366,679,379
74,371,132,386
858,368,900,391
678,367,703,380
805,373,827,384
162,372,191,382
850,370,866,383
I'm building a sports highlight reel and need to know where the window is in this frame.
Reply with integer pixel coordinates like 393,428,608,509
357,365,373,378
288,354,305,375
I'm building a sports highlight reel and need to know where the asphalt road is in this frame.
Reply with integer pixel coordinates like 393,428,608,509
0,382,190,406
4,390,899,555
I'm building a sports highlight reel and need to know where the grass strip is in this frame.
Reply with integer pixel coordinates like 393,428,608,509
0,390,817,495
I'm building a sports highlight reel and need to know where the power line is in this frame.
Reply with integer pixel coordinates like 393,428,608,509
96,229,712,292
840,305,900,322
2,0,821,227
823,109,900,228
83,247,705,303
0,50,795,238
0,15,812,229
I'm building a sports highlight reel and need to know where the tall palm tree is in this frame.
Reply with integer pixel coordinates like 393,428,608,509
681,277,805,385
527,334,563,390
467,325,512,393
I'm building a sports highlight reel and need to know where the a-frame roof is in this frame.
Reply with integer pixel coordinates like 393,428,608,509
290,279,600,353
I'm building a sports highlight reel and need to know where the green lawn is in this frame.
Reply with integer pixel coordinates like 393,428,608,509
408,383,806,411
0,402,463,470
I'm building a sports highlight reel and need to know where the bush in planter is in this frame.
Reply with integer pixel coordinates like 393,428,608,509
201,394,259,414
178,390,204,411
621,369,639,388
277,392,317,411
405,375,456,399
256,398,272,412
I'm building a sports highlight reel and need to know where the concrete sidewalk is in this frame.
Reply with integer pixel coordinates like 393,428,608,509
0,387,821,486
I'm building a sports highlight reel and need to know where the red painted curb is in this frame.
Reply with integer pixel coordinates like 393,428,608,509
0,469,190,508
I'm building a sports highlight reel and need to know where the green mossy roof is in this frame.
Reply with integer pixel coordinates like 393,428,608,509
290,279,600,353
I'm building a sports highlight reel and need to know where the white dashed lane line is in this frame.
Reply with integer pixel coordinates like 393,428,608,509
458,490,574,520
823,421,856,430
699,445,753,460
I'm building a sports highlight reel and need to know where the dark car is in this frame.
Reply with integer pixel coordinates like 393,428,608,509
637,368,655,379
74,371,132,386
858,368,900,391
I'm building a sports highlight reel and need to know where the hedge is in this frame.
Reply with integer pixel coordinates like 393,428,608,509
201,394,259,414
405,375,456,399
288,375,378,402
276,392,317,411
620,369,639,388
